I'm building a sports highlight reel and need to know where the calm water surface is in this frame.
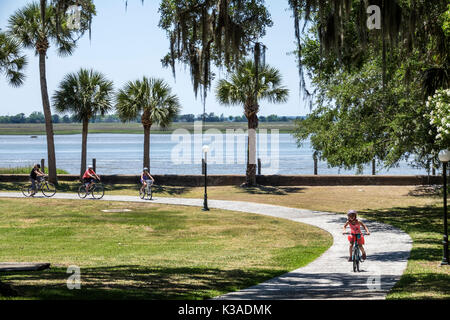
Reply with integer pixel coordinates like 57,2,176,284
0,133,427,175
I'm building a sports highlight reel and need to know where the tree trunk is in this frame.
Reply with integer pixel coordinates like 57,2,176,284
143,125,151,170
39,50,57,184
80,118,89,178
245,108,258,187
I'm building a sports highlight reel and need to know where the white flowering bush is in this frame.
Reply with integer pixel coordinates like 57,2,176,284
427,89,450,147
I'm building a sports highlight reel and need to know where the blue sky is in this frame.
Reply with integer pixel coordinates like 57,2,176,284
0,0,311,117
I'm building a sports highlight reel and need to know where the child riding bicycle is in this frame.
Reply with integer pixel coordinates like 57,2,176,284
343,210,370,262
30,163,46,196
140,167,154,193
82,165,101,193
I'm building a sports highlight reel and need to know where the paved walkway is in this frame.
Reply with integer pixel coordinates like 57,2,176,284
0,192,412,299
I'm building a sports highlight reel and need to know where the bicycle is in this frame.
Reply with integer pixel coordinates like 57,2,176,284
139,180,153,200
22,176,56,198
78,179,104,200
344,232,367,272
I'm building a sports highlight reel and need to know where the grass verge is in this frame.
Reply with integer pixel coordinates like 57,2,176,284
149,184,447,299
0,184,448,299
0,122,295,135
0,167,69,175
0,198,331,300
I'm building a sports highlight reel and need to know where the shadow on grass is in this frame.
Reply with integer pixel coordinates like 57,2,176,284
389,273,450,298
43,183,194,196
151,185,194,196
360,204,449,297
359,205,444,235
407,185,447,198
237,185,306,196
1,265,286,300
0,183,19,192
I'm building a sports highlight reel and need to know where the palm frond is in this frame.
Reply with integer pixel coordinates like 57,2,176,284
115,76,180,126
52,68,114,122
0,32,27,86
215,59,289,111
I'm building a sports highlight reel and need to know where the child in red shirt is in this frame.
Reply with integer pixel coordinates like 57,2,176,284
343,210,370,262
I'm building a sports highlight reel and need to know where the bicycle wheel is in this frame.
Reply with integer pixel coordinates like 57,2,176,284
139,189,145,199
92,184,104,200
41,182,56,197
149,186,152,200
78,185,88,199
353,247,360,272
21,185,33,197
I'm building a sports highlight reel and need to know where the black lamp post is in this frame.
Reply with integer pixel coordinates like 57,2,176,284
202,145,210,211
438,149,449,266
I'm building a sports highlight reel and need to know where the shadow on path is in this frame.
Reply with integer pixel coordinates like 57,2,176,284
219,271,398,300
1,265,287,300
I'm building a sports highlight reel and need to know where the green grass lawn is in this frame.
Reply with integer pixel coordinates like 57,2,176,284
0,197,331,300
0,167,69,175
55,183,448,299
0,121,296,135
144,184,447,299
0,183,448,299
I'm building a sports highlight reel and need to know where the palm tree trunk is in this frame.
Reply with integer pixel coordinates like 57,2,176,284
246,110,258,187
80,118,89,178
39,50,57,184
38,0,57,184
143,125,151,170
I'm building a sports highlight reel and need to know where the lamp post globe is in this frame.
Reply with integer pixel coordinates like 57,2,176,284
438,149,450,162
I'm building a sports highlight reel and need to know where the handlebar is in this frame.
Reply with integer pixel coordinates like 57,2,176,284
342,232,370,236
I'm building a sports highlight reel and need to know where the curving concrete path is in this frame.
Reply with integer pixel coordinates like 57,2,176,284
0,192,412,300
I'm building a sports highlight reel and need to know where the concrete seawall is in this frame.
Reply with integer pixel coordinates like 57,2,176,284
0,174,442,186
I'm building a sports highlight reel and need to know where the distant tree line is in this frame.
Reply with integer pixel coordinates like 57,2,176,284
0,112,304,124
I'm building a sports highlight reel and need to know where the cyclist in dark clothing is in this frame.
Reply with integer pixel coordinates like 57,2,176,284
30,164,46,196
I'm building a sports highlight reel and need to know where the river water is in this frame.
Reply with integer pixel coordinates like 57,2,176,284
0,133,427,175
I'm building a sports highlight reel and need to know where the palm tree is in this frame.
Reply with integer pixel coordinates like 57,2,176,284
116,77,180,170
8,1,95,183
52,69,114,177
216,59,289,186
0,31,27,87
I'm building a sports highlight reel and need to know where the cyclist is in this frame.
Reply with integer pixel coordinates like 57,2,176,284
140,167,155,194
342,210,370,262
30,163,46,196
82,165,101,193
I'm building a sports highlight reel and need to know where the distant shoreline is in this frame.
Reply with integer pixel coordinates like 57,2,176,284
0,121,296,135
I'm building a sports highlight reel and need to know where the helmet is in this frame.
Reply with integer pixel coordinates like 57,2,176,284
88,165,93,169
36,164,41,168
143,167,148,171
347,210,357,217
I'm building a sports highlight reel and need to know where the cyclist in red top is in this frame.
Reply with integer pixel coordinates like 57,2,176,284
82,165,101,193
343,210,370,262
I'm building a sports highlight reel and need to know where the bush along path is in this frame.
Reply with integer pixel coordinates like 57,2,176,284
0,192,412,299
